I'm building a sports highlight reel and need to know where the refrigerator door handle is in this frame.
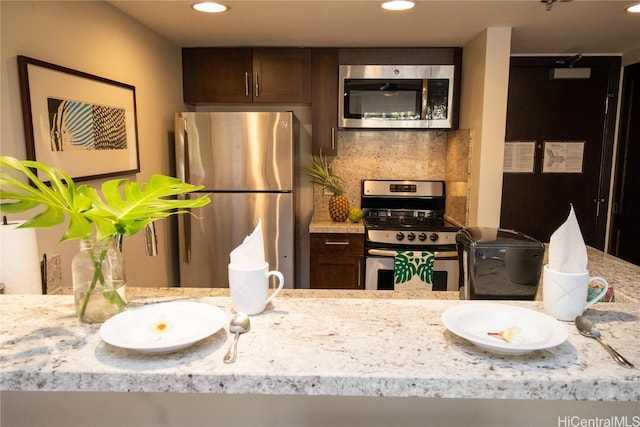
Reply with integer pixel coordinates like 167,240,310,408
175,117,188,182
175,116,192,262
184,205,192,263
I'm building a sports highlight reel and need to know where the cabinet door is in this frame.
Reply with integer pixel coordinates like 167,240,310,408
252,48,311,103
311,48,338,155
182,48,252,103
310,255,363,289
310,233,364,289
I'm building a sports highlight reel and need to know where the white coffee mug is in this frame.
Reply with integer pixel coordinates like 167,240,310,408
542,264,609,321
228,262,285,315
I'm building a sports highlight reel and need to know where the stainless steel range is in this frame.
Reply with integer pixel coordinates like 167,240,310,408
361,179,461,291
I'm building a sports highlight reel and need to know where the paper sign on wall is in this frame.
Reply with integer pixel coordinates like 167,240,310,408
503,141,536,173
542,141,585,173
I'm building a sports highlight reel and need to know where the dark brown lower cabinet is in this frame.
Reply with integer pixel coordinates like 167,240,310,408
310,233,364,289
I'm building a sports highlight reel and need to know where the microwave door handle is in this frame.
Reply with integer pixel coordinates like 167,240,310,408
421,79,428,121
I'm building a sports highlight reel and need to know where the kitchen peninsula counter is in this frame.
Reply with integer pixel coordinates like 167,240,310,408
2,287,640,426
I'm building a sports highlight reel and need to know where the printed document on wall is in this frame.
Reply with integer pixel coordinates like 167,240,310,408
542,141,585,173
503,141,535,173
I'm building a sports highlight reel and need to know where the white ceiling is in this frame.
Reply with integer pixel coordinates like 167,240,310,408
107,0,640,55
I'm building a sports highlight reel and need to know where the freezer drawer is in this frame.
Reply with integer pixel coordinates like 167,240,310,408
178,192,294,288
175,111,294,192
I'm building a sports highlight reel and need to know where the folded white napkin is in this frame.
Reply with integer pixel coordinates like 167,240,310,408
548,205,588,273
229,219,265,269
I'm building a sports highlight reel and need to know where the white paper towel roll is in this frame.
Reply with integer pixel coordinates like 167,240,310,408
0,221,42,294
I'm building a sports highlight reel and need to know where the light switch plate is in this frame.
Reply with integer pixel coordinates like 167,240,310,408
45,253,63,294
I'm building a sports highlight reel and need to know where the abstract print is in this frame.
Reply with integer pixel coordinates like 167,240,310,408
48,98,127,152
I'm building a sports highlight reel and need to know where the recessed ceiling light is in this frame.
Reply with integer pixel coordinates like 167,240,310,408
192,2,229,13
381,1,416,11
626,3,640,13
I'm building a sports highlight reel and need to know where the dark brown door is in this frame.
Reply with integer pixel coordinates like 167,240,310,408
610,63,640,265
500,56,620,249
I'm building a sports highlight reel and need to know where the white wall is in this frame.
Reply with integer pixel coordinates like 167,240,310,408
459,27,512,228
1,1,184,287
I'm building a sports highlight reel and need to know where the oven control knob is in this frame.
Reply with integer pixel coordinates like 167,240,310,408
429,233,439,242
396,232,405,241
407,232,416,241
418,233,427,241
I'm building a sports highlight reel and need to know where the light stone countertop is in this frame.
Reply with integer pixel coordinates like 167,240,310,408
1,292,638,401
308,218,364,234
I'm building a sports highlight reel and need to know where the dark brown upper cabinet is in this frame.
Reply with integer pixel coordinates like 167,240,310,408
182,47,311,104
337,47,461,66
311,48,339,155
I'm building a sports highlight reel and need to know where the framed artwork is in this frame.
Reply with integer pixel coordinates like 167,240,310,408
17,55,140,182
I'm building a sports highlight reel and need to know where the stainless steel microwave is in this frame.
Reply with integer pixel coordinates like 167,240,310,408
338,64,455,129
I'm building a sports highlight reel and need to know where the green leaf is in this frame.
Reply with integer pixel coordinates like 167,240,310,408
22,206,66,228
0,156,210,242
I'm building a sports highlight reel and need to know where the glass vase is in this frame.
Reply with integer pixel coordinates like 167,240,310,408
72,237,127,323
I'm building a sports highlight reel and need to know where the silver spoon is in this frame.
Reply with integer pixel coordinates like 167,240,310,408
223,312,250,364
575,316,633,368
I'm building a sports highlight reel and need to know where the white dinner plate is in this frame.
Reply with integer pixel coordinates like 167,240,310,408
441,303,568,355
100,301,227,353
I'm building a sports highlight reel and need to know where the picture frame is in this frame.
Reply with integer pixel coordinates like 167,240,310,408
17,55,140,182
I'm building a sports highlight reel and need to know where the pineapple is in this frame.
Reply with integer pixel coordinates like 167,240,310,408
305,154,350,222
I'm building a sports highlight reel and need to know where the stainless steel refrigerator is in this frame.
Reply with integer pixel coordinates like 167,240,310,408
175,111,294,288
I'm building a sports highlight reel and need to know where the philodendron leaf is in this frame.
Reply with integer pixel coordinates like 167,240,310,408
0,156,75,232
83,174,209,239
0,156,210,242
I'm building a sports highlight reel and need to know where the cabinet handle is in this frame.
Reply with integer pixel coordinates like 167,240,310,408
331,127,336,151
255,73,260,97
244,72,249,97
325,240,349,246
357,259,362,288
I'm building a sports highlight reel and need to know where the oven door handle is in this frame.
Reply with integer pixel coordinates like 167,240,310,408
367,249,458,259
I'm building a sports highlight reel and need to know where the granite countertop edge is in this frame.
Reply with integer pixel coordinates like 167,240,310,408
4,370,638,401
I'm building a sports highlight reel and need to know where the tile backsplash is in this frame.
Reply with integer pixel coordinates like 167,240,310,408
312,129,470,226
